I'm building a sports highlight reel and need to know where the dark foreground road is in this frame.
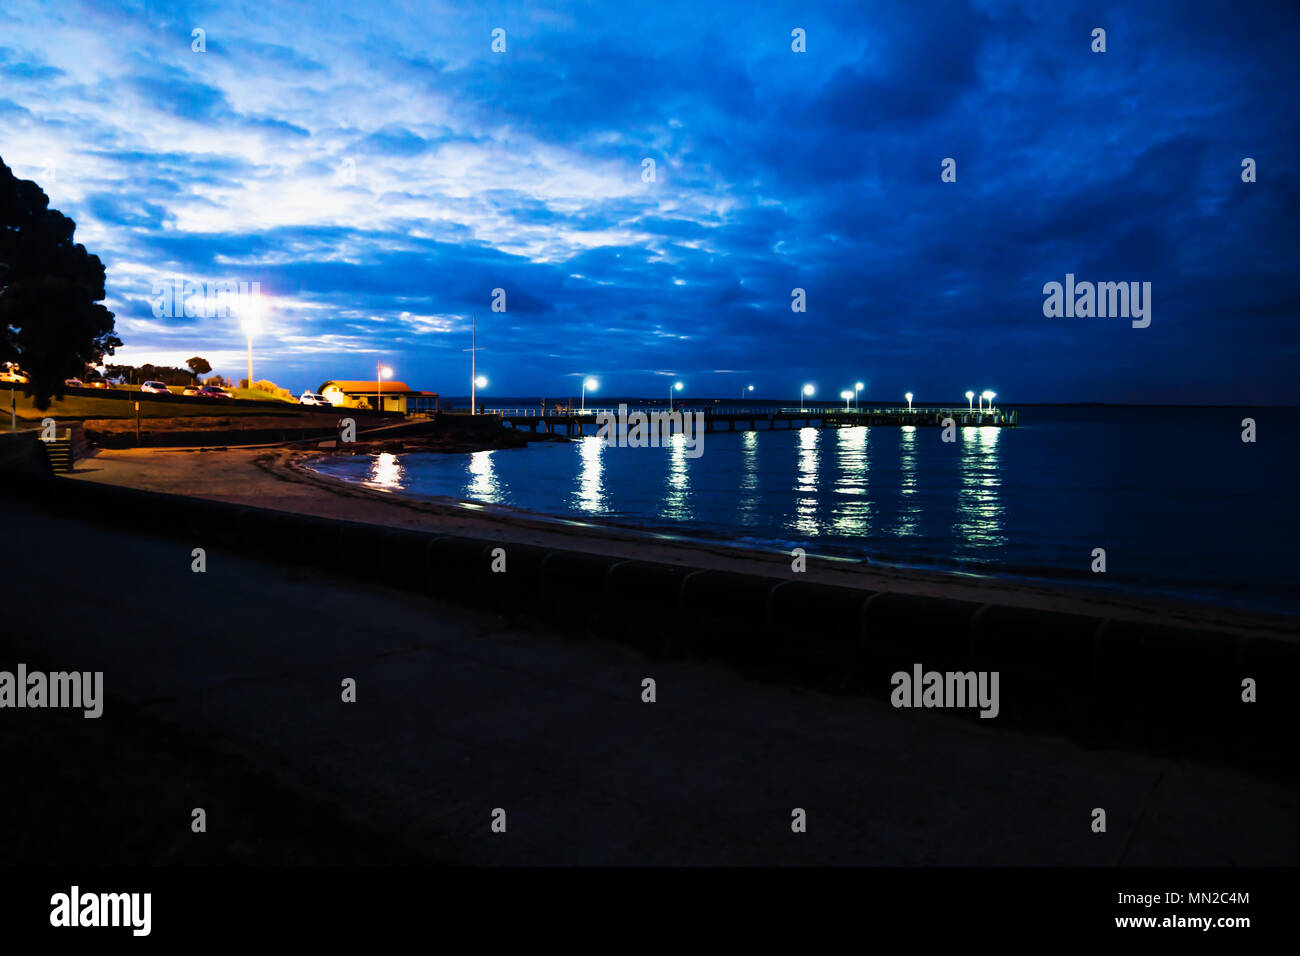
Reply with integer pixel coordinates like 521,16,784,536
2,489,1298,865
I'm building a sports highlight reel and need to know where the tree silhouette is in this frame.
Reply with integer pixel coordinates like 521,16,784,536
0,158,121,409
186,356,212,381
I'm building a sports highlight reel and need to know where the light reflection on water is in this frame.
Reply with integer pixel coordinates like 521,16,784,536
792,427,821,536
366,452,404,490
736,430,760,527
954,426,1006,551
831,426,871,537
894,425,919,537
660,432,692,521
573,436,606,513
467,450,503,503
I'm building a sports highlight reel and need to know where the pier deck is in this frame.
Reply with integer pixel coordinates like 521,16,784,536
481,405,1019,437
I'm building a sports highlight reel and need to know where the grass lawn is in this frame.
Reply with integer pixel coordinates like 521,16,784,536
3,386,297,421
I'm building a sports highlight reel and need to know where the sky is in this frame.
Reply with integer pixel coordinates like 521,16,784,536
2,0,1297,403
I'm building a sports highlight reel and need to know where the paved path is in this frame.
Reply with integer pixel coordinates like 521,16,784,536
4,490,1298,864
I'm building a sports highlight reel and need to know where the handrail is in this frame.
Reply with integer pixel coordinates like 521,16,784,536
485,406,1012,418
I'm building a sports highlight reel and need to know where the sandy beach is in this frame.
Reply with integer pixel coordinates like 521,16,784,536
7,461,1300,866
67,445,1300,642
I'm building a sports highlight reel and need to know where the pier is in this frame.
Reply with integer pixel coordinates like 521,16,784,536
482,405,1019,437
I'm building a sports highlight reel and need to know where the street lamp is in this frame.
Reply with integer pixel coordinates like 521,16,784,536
841,390,852,409
376,362,393,411
905,391,914,412
854,381,864,410
240,296,263,390
801,383,814,411
465,314,485,414
983,390,996,413
582,377,598,412
966,390,975,411
670,380,683,409
741,383,754,400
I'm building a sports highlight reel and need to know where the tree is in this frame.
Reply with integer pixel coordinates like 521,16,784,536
246,379,293,401
106,363,193,387
185,356,212,381
0,157,121,408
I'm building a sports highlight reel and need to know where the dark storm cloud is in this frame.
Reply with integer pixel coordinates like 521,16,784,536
0,0,1295,400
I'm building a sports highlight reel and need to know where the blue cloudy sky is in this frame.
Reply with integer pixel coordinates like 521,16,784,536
2,0,1297,402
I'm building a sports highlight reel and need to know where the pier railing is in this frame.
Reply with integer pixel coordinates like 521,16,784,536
485,405,1017,424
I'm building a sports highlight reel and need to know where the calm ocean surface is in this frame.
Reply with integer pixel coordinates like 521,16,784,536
307,405,1300,615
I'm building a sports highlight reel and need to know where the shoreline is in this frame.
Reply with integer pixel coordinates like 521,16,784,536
64,446,1300,641
301,449,1297,620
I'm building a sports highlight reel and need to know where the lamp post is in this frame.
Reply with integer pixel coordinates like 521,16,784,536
966,390,975,411
669,380,683,409
905,391,914,412
854,382,863,410
582,377,597,412
983,390,996,414
741,383,754,400
376,362,392,411
241,293,263,391
801,383,814,411
464,314,485,414
841,390,852,410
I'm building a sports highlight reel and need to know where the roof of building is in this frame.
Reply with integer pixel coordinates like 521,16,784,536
321,380,416,394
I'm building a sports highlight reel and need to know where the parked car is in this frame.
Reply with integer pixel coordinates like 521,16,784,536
299,391,330,406
198,384,232,399
140,381,171,394
64,377,84,388
182,386,202,396
0,365,29,384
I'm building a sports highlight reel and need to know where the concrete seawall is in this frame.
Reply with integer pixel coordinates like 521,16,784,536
0,431,54,479
11,472,1296,778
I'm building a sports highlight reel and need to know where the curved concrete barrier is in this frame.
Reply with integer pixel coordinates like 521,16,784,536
537,550,620,627
478,541,552,615
862,592,980,680
680,569,780,661
972,605,1101,733
603,560,694,655
10,474,1298,777
765,581,874,685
